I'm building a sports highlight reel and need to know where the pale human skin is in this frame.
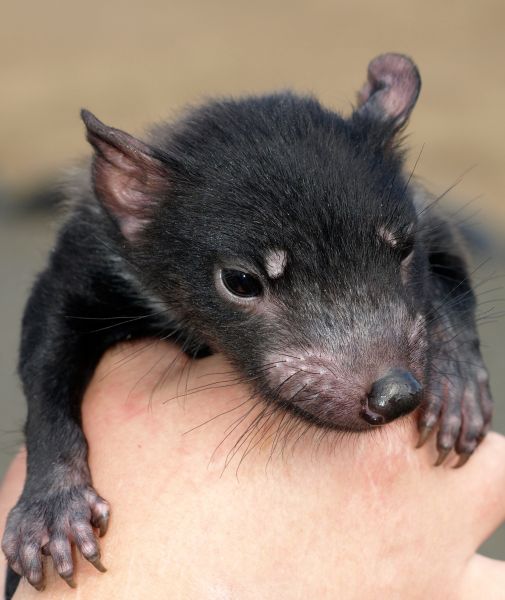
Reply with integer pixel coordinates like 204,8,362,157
1,340,505,599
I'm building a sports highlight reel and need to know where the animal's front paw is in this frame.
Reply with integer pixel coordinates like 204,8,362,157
417,353,493,467
2,484,109,590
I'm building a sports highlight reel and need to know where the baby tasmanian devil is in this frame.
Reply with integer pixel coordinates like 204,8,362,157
2,53,493,594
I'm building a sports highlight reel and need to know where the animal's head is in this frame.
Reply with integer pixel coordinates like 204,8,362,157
82,53,428,432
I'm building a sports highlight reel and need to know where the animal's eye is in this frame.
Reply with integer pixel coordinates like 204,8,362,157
221,269,263,298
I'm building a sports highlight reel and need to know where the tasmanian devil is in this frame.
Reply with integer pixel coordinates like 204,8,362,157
2,53,493,595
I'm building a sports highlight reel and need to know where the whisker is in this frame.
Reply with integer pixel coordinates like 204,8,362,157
97,334,172,382
183,396,255,435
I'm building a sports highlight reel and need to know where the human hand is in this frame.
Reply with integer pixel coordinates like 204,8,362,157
1,340,504,599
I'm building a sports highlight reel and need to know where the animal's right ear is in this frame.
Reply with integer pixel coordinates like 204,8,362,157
81,109,169,241
355,53,421,134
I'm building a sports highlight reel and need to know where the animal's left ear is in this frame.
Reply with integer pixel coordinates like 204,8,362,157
355,53,421,133
81,109,169,241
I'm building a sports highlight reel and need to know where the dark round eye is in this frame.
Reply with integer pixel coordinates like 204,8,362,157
221,269,263,298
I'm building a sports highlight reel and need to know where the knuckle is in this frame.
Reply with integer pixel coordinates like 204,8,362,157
77,537,99,558
84,488,99,504
419,405,438,421
419,402,440,426
466,419,484,440
458,440,477,454
82,545,100,560
437,438,455,451
95,500,110,516
441,414,461,436
26,571,43,586
68,506,90,523
419,416,437,431
49,537,71,559
72,521,93,535
20,542,40,563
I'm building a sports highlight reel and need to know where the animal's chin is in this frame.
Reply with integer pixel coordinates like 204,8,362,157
274,399,382,433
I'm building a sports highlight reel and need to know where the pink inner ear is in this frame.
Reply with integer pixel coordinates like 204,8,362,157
93,153,167,240
105,168,152,224
358,53,421,127
83,110,169,241
88,136,168,241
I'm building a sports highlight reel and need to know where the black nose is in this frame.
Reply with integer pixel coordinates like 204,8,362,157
362,368,422,425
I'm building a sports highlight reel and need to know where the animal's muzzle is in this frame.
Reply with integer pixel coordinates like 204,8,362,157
361,368,422,425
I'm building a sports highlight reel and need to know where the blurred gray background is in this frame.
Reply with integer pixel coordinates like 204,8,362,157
1,0,504,558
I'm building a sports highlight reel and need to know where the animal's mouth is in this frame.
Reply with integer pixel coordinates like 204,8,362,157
359,406,387,426
270,372,423,432
275,397,420,433
358,400,420,427
263,350,425,432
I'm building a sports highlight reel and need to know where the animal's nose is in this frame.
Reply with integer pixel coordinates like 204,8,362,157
361,368,422,425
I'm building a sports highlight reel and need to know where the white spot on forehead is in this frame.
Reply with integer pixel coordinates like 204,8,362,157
379,223,415,248
378,225,398,247
264,249,287,279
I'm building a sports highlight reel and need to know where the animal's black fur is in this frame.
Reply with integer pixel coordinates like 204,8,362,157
3,54,492,596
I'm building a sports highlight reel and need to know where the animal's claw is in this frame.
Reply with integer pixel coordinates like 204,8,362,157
62,573,77,589
1,483,110,591
434,447,451,466
416,424,433,448
89,556,107,573
417,355,492,467
453,452,472,469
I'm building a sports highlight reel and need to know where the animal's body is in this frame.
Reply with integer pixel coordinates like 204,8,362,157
2,54,492,596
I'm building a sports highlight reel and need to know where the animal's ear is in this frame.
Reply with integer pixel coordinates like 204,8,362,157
81,109,169,240
355,53,421,133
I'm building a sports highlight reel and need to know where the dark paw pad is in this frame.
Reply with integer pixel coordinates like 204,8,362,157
1,485,109,590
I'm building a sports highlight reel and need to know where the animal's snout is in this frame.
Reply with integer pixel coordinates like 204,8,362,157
361,368,422,425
